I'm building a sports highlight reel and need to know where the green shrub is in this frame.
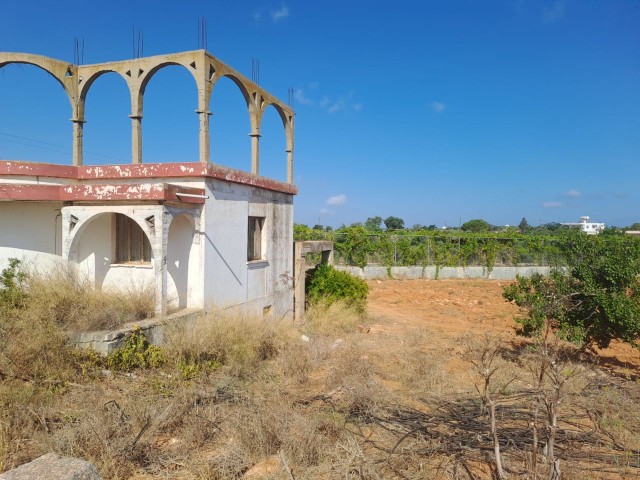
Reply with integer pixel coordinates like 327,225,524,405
503,231,640,349
107,327,165,371
305,264,368,313
0,258,27,310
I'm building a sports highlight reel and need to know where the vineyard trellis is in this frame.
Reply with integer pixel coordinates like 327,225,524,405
293,225,634,272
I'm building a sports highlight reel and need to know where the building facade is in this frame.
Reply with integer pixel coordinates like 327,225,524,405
0,50,297,318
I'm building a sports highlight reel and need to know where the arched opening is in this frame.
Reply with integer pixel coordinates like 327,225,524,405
73,212,154,290
82,72,131,165
0,64,72,164
210,76,252,172
167,214,196,309
259,104,288,182
142,65,199,163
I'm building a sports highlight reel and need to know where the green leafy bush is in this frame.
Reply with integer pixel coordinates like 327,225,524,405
0,258,27,310
503,232,640,349
107,327,165,371
305,264,368,313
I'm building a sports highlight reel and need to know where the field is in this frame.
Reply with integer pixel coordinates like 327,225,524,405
2,279,640,479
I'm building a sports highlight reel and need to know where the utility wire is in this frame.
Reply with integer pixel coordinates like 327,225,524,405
0,131,125,162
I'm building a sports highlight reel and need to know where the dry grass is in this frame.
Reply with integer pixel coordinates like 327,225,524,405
1,279,640,479
24,264,155,332
302,299,364,337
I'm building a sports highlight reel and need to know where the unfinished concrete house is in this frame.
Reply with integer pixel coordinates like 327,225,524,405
0,50,296,318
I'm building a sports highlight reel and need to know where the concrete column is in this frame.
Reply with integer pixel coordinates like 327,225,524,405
130,115,143,164
71,120,85,166
197,110,211,163
250,131,261,175
321,248,334,266
294,241,305,321
286,149,293,184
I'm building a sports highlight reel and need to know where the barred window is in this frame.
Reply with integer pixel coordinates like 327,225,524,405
115,214,152,263
247,216,265,261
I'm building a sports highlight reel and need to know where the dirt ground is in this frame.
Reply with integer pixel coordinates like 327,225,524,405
366,279,640,378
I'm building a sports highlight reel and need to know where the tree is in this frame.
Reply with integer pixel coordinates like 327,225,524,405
383,216,404,230
461,219,491,233
629,223,640,231
503,231,640,349
364,216,383,232
312,224,324,230
518,217,530,233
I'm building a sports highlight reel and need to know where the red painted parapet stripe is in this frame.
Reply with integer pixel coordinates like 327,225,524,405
0,184,61,201
0,161,297,195
0,183,206,204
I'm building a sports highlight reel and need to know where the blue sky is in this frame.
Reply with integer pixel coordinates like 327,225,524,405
0,0,638,227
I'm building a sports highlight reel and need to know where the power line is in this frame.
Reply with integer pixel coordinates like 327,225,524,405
0,131,125,162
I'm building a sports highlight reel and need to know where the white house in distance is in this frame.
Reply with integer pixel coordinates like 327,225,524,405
0,50,297,318
561,216,606,235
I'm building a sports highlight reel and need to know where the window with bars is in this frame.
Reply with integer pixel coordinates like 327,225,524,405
115,214,152,263
247,216,265,261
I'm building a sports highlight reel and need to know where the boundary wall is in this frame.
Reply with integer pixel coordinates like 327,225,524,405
336,265,552,280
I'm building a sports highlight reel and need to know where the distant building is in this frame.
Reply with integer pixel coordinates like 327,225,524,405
561,216,605,235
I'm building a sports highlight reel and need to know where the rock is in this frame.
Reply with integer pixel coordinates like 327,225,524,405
242,455,281,478
300,334,310,342
0,453,100,480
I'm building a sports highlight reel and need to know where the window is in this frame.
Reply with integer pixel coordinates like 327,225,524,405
115,214,152,263
248,216,265,261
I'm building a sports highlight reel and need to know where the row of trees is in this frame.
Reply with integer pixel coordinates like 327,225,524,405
305,216,640,235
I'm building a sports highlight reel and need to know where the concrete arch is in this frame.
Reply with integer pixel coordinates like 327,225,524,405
0,53,77,110
78,69,132,115
139,61,200,96
66,211,154,264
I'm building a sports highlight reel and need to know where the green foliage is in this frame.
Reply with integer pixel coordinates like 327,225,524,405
0,258,27,309
364,216,383,232
503,232,640,349
107,327,166,371
305,264,368,312
384,216,405,230
461,219,492,233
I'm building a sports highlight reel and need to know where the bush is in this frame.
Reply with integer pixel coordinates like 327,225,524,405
0,258,27,310
107,327,165,371
503,231,640,348
305,264,368,313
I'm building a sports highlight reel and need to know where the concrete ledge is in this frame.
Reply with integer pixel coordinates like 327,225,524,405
0,452,100,479
336,265,552,280
69,308,203,355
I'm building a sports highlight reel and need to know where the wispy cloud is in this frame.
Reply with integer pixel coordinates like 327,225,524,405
431,101,446,113
543,1,565,23
326,194,347,206
294,89,313,106
543,201,563,208
565,189,581,198
293,87,361,113
319,208,331,215
271,5,289,22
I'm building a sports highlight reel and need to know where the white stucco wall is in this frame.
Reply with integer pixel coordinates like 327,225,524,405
0,202,63,271
202,179,294,318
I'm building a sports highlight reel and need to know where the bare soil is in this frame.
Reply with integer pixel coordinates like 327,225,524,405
366,279,640,378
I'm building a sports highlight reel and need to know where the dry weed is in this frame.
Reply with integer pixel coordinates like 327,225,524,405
303,300,363,337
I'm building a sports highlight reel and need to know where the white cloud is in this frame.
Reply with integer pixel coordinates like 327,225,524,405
543,201,562,208
543,1,565,23
353,103,363,111
328,102,344,114
319,96,330,108
326,194,347,206
294,89,313,106
565,189,581,198
319,208,331,215
271,5,289,22
308,81,319,90
431,101,446,113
